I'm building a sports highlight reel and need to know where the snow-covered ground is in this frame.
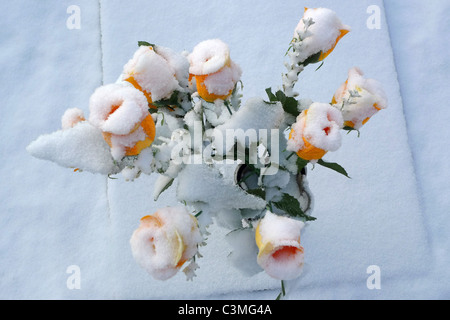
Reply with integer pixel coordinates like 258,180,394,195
0,0,448,299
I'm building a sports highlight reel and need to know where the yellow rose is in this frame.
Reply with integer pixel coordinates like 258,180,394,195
332,67,388,129
255,211,305,280
122,45,183,108
88,83,156,160
188,39,242,102
129,206,203,281
287,102,343,161
293,7,350,64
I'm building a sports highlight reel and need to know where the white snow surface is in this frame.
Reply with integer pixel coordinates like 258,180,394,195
2,0,449,299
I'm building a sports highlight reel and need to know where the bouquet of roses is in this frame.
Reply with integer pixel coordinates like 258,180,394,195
27,7,387,295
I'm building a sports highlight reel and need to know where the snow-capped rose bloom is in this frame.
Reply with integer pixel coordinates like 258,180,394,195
61,107,85,130
287,102,343,161
130,206,203,281
188,39,242,102
332,67,388,129
89,83,156,160
293,7,350,64
255,211,305,280
122,45,184,107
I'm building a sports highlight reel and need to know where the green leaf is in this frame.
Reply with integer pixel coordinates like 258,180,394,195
317,159,350,178
223,100,233,115
343,126,361,137
275,90,299,117
153,176,174,201
296,157,309,172
194,210,203,218
265,88,299,117
151,91,180,109
245,188,266,199
138,41,155,48
272,193,316,221
265,88,277,102
315,61,324,71
283,97,299,117
159,177,174,193
302,51,321,66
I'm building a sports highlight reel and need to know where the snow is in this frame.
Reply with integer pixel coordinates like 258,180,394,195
176,162,267,211
293,7,351,63
226,228,262,277
211,97,285,155
26,121,119,175
287,102,343,154
154,45,191,91
332,66,387,129
256,211,305,280
89,83,148,135
188,39,231,76
61,108,85,130
122,45,183,102
1,0,449,299
129,206,203,281
202,60,242,96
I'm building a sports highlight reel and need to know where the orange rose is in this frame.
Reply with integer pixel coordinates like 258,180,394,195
332,67,388,129
89,83,156,160
255,211,305,280
293,7,350,64
122,45,183,108
287,102,343,161
130,206,203,280
188,39,242,102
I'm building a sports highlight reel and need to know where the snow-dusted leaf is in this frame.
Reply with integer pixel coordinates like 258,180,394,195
26,122,119,175
272,193,316,221
153,174,174,201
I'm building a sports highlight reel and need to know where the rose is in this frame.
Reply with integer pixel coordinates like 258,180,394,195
188,39,242,102
129,206,203,281
287,102,343,161
122,45,185,106
255,211,305,280
88,83,156,160
61,107,85,130
332,67,388,129
293,7,350,64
